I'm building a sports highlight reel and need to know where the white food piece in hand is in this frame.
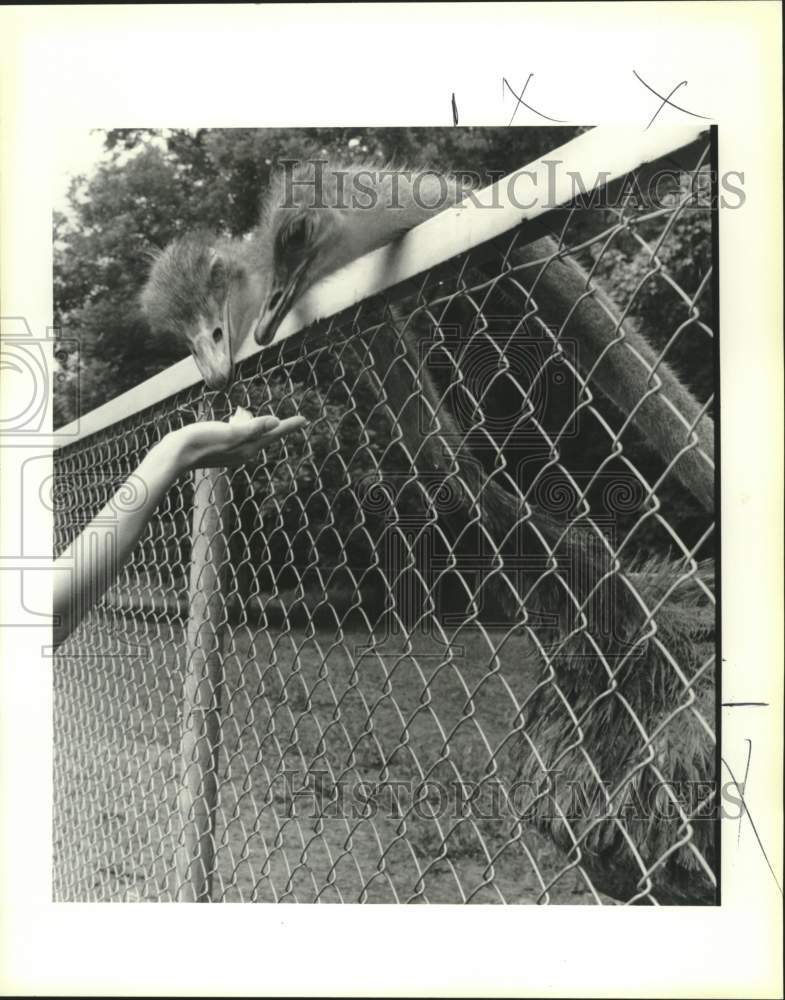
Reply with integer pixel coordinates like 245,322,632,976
228,405,253,426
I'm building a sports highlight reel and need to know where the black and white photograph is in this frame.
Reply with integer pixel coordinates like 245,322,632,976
0,3,781,997
51,125,720,906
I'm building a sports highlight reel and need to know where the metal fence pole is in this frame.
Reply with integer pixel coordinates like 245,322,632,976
175,463,231,902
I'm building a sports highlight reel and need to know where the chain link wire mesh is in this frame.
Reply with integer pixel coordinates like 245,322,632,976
54,138,717,904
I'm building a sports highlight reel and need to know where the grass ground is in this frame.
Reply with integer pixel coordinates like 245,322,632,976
54,612,598,903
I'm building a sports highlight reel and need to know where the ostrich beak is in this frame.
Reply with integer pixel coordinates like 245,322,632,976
191,299,234,390
253,260,310,348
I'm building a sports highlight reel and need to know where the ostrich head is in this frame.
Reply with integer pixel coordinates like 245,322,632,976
141,232,260,390
252,160,460,347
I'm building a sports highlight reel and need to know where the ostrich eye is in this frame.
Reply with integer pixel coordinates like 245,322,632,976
207,257,228,299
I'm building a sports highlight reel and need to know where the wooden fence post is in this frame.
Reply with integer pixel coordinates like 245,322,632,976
175,463,231,902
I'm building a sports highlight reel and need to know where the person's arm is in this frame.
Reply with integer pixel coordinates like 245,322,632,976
53,413,306,648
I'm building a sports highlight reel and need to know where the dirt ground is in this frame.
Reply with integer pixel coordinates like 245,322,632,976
54,613,599,904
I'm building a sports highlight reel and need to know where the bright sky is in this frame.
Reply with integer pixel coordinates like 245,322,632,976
52,128,107,214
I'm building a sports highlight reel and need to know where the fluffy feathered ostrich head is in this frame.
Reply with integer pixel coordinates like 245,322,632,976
141,162,460,389
251,160,462,347
141,231,268,390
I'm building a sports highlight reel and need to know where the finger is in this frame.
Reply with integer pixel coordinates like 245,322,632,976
256,414,308,443
227,416,308,467
229,414,280,442
243,415,281,434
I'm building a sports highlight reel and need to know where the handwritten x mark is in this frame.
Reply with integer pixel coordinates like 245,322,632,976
633,70,711,129
503,75,567,126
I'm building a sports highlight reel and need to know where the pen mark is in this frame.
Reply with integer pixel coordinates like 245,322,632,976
722,702,769,707
451,92,459,126
722,755,782,894
633,69,711,129
737,740,752,847
503,75,567,126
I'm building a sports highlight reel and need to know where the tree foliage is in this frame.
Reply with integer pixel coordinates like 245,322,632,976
54,126,711,426
54,127,585,423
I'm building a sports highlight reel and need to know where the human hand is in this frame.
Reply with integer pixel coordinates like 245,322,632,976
162,410,307,472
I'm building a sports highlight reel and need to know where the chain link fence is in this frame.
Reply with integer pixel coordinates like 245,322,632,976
54,132,717,904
